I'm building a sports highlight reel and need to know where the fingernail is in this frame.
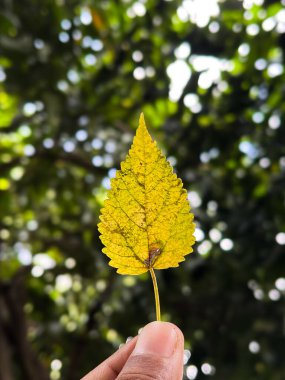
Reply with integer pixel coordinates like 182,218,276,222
133,322,177,358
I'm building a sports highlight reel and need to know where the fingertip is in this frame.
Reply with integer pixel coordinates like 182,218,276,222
133,321,184,358
118,322,184,380
143,321,184,345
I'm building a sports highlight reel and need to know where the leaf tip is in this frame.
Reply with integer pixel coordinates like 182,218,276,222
138,112,149,133
137,112,153,143
139,111,145,125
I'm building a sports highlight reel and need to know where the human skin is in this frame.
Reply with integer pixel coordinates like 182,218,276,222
81,321,184,380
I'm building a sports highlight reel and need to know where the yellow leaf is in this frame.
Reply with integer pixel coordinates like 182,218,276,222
98,113,195,276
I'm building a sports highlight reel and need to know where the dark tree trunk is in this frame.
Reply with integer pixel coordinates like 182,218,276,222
0,268,50,380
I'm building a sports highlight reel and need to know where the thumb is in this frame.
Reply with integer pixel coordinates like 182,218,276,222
117,321,184,380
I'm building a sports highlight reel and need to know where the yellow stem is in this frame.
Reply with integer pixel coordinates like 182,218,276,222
149,268,161,321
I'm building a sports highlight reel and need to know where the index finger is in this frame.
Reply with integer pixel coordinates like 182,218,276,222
81,336,137,380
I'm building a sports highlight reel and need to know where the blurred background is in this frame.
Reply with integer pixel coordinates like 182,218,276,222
1,0,285,379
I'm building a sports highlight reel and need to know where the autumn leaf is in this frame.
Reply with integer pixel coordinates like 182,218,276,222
98,113,195,320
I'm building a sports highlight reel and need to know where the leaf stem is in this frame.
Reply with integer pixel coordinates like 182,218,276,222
149,268,161,321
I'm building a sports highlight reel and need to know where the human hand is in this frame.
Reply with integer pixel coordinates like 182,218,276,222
81,321,184,380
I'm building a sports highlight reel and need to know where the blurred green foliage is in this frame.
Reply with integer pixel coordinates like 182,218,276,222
1,0,285,379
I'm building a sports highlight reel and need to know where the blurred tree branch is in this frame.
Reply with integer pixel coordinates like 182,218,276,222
0,149,107,174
